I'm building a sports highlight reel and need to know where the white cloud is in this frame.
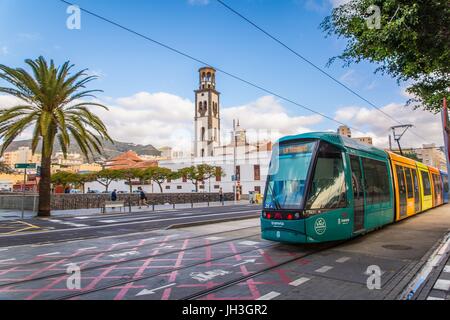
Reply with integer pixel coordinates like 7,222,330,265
334,103,444,148
221,96,323,143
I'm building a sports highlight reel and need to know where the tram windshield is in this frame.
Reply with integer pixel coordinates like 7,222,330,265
264,140,317,210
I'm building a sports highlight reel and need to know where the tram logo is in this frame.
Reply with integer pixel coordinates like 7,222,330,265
314,218,327,235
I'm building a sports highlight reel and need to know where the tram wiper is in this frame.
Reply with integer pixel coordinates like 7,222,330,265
267,183,281,209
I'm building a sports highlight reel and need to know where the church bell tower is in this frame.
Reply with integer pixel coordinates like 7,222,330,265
194,67,221,157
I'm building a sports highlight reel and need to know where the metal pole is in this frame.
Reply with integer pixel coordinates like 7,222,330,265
21,168,26,219
233,120,237,204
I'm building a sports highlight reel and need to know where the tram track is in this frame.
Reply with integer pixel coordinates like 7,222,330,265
0,225,259,272
56,241,283,301
182,241,344,300
0,228,263,289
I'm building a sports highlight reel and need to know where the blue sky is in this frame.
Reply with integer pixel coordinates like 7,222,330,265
0,0,443,149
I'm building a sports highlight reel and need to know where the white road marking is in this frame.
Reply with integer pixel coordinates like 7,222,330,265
99,220,119,224
315,266,333,273
0,210,258,237
114,242,129,246
74,217,90,220
233,259,256,267
48,219,87,227
38,252,60,257
205,236,224,241
257,292,280,300
0,258,16,263
136,283,176,296
336,257,351,263
427,296,444,300
190,270,232,282
433,279,450,291
443,265,450,273
78,247,97,251
238,241,259,246
0,248,8,252
108,251,139,258
289,277,310,287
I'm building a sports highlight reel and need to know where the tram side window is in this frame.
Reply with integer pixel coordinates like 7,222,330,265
305,143,347,209
421,171,432,196
404,168,414,198
444,175,449,193
362,158,391,205
395,165,407,197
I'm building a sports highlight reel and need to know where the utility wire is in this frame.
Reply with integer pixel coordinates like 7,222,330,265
58,0,366,135
215,0,431,144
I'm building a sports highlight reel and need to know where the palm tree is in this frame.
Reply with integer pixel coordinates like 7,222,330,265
0,56,112,217
0,161,12,174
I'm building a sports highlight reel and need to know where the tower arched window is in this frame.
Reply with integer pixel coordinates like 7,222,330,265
201,127,206,141
198,101,203,113
214,128,217,141
201,149,205,157
204,101,207,112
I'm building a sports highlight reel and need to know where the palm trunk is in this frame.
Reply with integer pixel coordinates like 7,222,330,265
38,153,52,217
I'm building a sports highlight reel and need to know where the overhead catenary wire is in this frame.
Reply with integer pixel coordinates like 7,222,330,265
57,0,367,135
215,0,431,144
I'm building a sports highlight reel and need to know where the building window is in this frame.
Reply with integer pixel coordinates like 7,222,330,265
177,186,182,190
199,185,205,190
165,186,170,190
254,165,261,181
201,127,205,141
255,186,261,193
214,185,220,189
236,165,241,181
216,167,222,182
182,175,187,183
201,149,205,157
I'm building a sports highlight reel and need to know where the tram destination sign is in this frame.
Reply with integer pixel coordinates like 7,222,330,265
14,163,37,169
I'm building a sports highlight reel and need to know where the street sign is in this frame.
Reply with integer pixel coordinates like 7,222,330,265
15,163,37,169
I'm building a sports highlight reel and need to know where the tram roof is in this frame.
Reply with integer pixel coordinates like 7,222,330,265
278,132,387,158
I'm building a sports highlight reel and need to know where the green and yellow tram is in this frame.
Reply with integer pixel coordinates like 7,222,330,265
261,132,449,243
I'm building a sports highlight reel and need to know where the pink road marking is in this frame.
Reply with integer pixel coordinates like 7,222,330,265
161,287,172,300
83,265,117,291
274,268,293,284
228,242,242,262
113,281,135,301
168,239,189,283
205,240,212,267
25,275,68,300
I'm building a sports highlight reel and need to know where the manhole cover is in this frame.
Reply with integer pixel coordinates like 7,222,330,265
382,244,412,251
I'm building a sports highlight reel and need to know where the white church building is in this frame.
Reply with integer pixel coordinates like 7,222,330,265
88,67,273,195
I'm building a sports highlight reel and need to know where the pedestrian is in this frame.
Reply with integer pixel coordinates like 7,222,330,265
138,187,149,209
111,189,117,202
219,187,224,205
87,187,91,194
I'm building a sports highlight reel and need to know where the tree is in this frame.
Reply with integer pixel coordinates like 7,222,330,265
321,0,449,113
93,169,121,192
178,164,224,192
74,173,96,194
140,167,174,193
0,161,13,174
51,171,78,190
0,57,112,216
116,168,143,193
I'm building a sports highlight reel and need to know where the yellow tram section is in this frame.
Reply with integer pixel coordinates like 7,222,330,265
416,162,434,211
388,152,420,221
429,166,443,207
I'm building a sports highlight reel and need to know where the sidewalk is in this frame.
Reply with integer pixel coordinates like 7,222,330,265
0,200,255,220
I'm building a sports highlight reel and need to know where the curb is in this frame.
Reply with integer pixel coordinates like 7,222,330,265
165,214,260,230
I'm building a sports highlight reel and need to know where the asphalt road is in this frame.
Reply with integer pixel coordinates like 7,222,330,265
0,204,260,247
0,204,448,300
